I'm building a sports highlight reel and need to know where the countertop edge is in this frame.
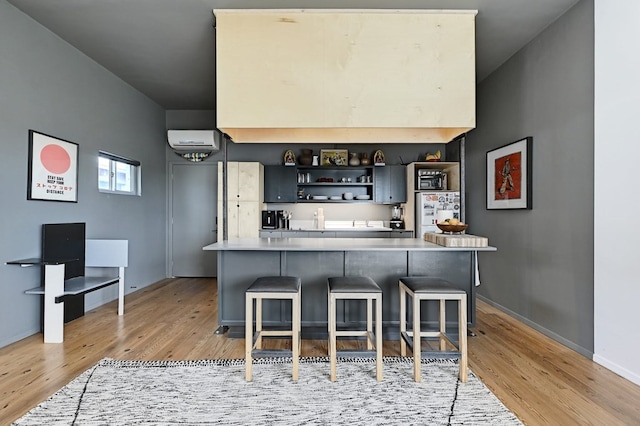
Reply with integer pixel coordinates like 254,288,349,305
203,238,496,252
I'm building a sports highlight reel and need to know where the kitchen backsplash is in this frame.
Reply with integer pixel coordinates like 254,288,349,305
265,203,396,223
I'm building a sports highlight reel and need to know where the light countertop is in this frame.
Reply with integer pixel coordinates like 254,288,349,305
273,227,395,232
203,238,496,252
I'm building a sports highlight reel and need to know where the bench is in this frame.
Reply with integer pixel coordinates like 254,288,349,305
7,239,128,343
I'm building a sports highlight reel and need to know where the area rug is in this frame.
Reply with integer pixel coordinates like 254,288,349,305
14,357,521,425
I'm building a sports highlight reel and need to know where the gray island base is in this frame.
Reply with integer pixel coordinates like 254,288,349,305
203,238,496,339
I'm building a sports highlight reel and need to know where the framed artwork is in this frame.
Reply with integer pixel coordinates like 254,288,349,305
320,149,348,166
283,149,296,166
27,130,79,202
373,149,386,166
486,137,532,210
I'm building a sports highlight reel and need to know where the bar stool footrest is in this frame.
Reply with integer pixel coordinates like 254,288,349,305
336,349,378,358
401,331,461,353
253,330,294,347
421,351,462,360
251,349,293,358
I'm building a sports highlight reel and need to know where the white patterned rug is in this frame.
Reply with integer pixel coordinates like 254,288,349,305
14,357,521,425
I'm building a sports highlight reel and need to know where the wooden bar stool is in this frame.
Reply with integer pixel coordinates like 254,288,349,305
245,276,301,381
328,276,383,381
399,277,468,382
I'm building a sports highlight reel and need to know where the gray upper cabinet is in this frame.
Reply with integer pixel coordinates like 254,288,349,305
264,165,406,204
374,165,407,204
264,166,297,203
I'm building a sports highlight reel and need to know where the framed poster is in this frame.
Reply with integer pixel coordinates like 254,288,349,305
27,130,79,202
320,149,348,166
486,137,532,210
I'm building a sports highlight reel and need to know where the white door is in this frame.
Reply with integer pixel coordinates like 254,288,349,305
170,162,217,277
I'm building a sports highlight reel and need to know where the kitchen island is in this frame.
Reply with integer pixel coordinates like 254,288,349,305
203,238,496,338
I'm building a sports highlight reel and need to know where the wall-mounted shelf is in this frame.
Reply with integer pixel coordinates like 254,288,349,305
297,183,373,186
296,166,374,201
264,165,407,204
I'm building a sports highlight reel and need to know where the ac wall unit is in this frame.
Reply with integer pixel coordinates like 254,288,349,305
167,130,219,151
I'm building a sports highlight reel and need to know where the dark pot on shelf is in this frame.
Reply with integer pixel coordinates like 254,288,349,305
299,149,313,165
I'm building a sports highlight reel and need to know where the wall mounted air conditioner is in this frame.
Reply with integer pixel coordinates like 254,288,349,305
167,130,219,151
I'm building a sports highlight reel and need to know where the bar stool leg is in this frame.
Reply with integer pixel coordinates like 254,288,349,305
399,285,407,357
375,295,383,381
459,296,468,382
292,291,300,381
366,298,373,350
412,294,422,382
245,294,253,381
329,292,337,382
439,299,447,351
255,296,263,349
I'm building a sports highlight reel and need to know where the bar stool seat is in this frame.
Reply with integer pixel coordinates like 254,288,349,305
328,276,383,381
399,277,468,383
245,276,301,381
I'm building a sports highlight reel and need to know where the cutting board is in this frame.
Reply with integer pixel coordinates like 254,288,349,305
423,232,489,248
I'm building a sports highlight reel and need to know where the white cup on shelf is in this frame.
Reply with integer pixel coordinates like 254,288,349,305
343,192,353,200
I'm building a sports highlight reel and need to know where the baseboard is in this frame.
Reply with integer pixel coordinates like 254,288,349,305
476,295,593,359
593,354,640,387
0,327,41,348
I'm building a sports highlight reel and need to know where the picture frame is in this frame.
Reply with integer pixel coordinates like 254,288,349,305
320,149,348,166
486,137,532,210
27,130,79,203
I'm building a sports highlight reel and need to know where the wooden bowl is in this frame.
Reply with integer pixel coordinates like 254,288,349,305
436,223,468,234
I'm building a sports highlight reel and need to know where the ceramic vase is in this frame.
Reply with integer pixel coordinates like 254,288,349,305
299,149,313,165
360,153,371,166
348,152,360,166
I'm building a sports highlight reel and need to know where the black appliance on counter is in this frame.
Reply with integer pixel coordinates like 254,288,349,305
390,220,405,229
390,205,404,229
262,210,278,229
262,210,288,229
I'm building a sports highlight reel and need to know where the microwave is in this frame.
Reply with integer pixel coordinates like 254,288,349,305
417,169,447,190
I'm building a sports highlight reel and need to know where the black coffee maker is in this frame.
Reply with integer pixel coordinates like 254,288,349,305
390,205,404,229
261,210,278,229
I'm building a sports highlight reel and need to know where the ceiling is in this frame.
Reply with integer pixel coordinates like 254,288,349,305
7,0,580,110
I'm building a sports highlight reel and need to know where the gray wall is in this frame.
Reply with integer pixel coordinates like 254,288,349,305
466,0,594,356
0,1,168,347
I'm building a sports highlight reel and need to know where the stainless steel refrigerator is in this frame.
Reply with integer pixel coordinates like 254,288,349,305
415,191,461,235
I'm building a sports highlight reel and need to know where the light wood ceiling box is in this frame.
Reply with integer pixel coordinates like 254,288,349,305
215,9,476,143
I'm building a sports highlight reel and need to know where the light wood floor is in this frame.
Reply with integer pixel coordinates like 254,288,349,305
1,278,639,425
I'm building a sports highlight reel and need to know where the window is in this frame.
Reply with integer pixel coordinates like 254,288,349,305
98,151,141,195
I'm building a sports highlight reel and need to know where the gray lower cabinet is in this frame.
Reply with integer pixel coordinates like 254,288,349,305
305,231,337,238
334,231,389,238
286,231,309,238
261,230,413,238
271,230,337,238
259,230,282,238
390,230,413,238
217,249,476,338
264,166,297,202
374,165,407,204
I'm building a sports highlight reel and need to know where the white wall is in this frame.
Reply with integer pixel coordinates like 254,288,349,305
593,0,640,385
